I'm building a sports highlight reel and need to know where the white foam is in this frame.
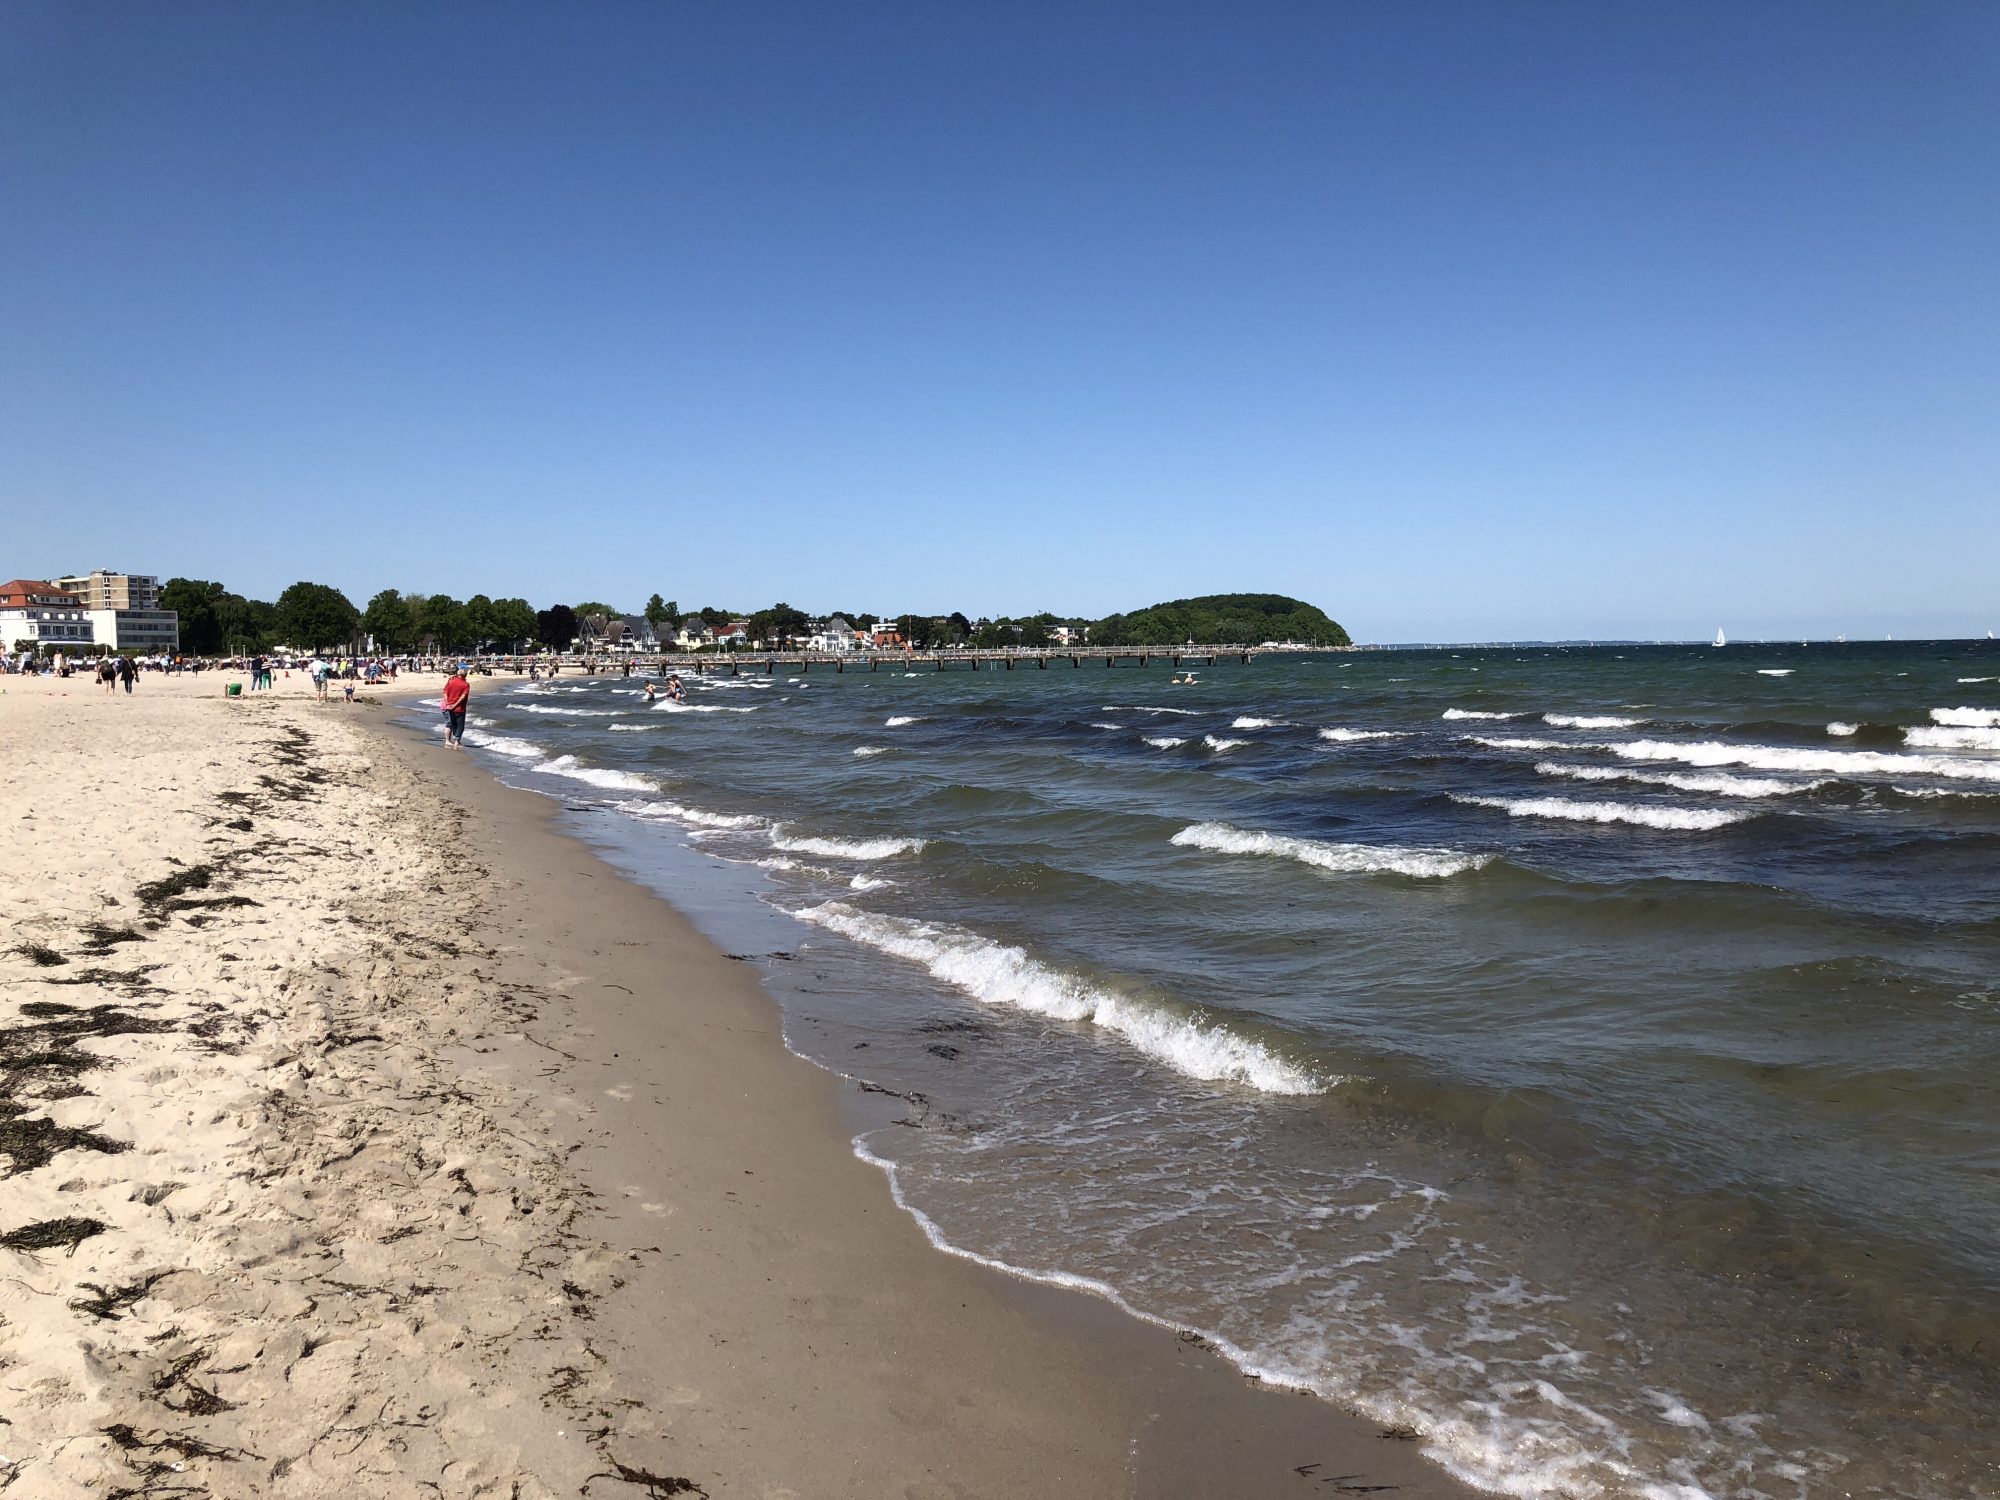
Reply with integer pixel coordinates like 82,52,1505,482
1170,821,1491,879
1231,716,1289,729
853,745,891,758
1143,735,1188,749
534,755,656,792
1203,735,1251,752
516,703,622,716
1930,707,2000,728
1469,736,1568,752
1441,708,1522,721
1825,722,1858,737
1544,713,1645,729
793,902,1323,1094
1318,727,1406,742
1959,677,1994,684
1089,721,1122,730
654,700,758,713
1454,794,1754,831
848,874,891,892
885,715,925,727
1105,704,1199,715
1756,668,1794,677
456,728,547,760
614,798,765,831
1602,738,2000,784
1532,762,1819,799
1905,725,2000,750
769,828,926,861
1893,785,1999,801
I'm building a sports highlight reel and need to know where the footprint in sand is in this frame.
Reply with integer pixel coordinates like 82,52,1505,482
604,1084,633,1100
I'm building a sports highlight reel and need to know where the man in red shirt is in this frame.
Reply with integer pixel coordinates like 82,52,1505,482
441,666,471,749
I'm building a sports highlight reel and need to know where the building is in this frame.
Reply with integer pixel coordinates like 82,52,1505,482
1,580,95,653
807,616,861,653
54,570,162,610
52,570,180,653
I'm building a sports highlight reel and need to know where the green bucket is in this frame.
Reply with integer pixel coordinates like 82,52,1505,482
226,682,242,697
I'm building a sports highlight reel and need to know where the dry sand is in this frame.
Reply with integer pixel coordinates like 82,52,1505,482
0,668,1481,1499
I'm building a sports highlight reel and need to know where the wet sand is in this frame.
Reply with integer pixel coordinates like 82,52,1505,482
0,669,1482,1498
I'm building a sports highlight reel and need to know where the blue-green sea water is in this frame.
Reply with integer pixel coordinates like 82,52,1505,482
421,641,2000,1499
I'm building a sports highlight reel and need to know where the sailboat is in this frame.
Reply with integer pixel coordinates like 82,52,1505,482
1712,628,1727,648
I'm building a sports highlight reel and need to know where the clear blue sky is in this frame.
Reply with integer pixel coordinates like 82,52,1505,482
4,2,1994,642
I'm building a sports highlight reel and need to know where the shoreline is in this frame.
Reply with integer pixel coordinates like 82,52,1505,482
369,687,1485,1497
1,672,1483,1497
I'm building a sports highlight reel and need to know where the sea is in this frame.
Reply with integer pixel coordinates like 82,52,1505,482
415,641,2000,1500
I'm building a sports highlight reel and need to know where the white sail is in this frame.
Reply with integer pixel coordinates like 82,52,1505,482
1712,628,1726,648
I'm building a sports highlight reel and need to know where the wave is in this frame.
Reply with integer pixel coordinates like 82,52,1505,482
1441,708,1522,721
1905,726,2000,751
885,715,926,727
606,722,657,732
614,797,765,831
853,745,891,758
1826,722,1859,737
1318,727,1406,742
1231,716,1289,729
1532,762,1821,799
1756,669,1795,677
1143,735,1188,749
654,700,758,714
536,755,657,793
1453,794,1754,831
1170,821,1491,879
848,874,892,892
1469,735,1568,752
1544,713,1645,729
1891,785,2000,801
452,727,547,760
1089,721,1123,730
792,902,1323,1094
515,703,622,717
1203,735,1251,752
1959,677,1995,685
1931,707,2000,728
1105,704,1200,716
1601,738,2000,783
769,828,926,861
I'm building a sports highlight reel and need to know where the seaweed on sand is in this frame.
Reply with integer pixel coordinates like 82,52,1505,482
0,1114,129,1175
72,1271,172,1320
79,924,146,956
0,1216,107,1254
14,943,67,967
584,1460,709,1498
134,865,216,915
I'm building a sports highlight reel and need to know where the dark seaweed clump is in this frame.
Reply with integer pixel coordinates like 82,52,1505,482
0,1215,107,1253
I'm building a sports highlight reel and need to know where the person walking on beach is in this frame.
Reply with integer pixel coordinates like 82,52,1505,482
118,655,137,694
441,665,471,749
98,656,116,695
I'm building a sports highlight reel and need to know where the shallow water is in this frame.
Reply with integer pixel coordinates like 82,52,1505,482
427,642,2000,1499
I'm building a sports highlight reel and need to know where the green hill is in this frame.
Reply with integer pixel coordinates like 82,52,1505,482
1091,593,1350,648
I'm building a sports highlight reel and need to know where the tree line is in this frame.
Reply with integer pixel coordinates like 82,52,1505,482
158,579,1348,654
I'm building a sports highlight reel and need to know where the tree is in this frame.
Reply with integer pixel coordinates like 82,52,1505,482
574,600,619,621
1090,593,1349,647
274,581,360,652
160,578,229,655
490,597,536,649
946,611,972,642
644,593,670,630
363,589,415,652
697,605,732,628
464,594,498,648
417,594,472,652
535,604,578,651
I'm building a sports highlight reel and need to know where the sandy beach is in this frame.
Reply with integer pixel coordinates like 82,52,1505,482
0,669,1479,1499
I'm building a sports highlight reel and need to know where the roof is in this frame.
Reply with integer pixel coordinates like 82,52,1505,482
0,579,81,607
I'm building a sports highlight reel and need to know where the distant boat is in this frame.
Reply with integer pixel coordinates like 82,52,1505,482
1713,628,1727,648
1837,634,1846,644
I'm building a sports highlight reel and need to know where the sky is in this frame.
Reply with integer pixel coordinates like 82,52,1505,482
3,2,1995,643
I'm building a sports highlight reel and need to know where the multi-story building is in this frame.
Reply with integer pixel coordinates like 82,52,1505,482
52,570,179,653
1,580,95,653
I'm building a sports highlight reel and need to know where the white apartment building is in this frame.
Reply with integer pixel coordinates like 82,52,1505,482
52,570,179,652
1,580,95,652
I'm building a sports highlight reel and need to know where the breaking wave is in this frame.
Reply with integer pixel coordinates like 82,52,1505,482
1453,794,1755,832
1827,722,1859,737
1318,728,1406,742
1441,708,1523,721
1601,738,2000,784
791,902,1325,1095
885,715,926,727
1905,726,2000,751
1143,735,1188,749
1203,735,1251,752
535,755,657,793
1231,716,1289,729
1931,707,2000,728
853,745,892,758
769,828,927,861
1170,821,1491,879
1544,713,1645,729
1532,762,1820,799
